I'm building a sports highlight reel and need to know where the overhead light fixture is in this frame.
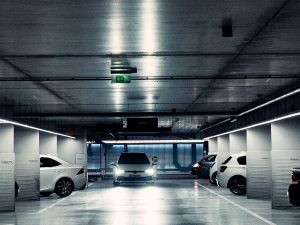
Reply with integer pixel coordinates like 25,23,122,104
0,118,75,139
206,111,300,139
102,139,204,144
239,88,300,116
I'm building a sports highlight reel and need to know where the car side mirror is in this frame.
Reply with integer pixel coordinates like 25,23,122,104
110,162,116,167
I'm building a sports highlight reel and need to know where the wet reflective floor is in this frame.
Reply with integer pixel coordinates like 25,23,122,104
0,179,300,225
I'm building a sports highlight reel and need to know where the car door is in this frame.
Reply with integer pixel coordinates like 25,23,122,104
40,157,62,191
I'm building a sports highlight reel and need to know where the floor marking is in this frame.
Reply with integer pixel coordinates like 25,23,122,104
38,182,94,214
197,182,277,225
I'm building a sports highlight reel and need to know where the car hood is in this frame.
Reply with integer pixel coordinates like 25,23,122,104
117,164,151,171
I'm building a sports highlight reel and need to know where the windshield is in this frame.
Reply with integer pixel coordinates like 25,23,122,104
118,153,150,164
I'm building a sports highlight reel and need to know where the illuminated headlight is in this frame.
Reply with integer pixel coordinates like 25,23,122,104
193,163,199,168
115,168,124,176
145,168,155,175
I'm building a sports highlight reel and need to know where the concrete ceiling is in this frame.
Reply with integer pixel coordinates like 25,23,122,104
0,0,299,137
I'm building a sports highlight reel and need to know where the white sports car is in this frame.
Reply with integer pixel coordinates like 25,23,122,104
40,155,86,197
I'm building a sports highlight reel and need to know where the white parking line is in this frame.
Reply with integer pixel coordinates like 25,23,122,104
38,183,94,214
197,182,276,225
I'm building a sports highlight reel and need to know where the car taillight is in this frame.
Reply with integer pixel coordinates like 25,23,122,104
220,166,227,173
210,162,215,168
77,168,85,175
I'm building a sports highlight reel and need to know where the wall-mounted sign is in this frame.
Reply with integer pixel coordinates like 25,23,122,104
111,74,131,83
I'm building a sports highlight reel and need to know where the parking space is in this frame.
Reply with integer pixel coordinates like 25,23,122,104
0,179,299,225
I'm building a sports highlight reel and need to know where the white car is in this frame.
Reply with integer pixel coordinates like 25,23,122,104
209,158,218,185
216,152,246,195
40,155,86,197
112,152,156,186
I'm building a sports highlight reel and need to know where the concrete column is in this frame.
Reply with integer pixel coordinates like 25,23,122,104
271,118,300,208
229,131,246,154
57,136,87,175
217,135,230,169
0,124,15,211
247,125,271,199
39,133,57,156
208,138,218,153
14,128,40,201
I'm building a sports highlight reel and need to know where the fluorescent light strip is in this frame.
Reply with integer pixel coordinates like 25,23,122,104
0,118,75,139
102,139,204,144
239,88,300,116
206,111,300,139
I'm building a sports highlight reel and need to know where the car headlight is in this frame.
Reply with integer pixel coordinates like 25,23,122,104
193,163,199,168
145,168,155,175
115,168,125,176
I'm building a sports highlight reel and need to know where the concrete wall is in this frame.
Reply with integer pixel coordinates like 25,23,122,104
14,128,40,201
229,131,246,154
217,135,230,169
57,136,87,173
0,125,15,211
247,125,271,199
39,133,57,156
208,138,218,153
271,118,300,208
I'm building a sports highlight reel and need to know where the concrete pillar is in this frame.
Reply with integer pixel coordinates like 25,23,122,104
39,133,57,156
14,128,40,201
247,125,271,199
271,118,300,208
217,135,230,169
229,131,246,154
0,124,15,211
208,138,218,153
57,136,87,175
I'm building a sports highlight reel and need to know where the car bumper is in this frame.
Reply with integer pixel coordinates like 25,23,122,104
216,174,228,187
74,173,87,190
115,175,153,183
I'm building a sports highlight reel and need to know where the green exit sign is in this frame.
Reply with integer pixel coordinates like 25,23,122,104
111,74,132,83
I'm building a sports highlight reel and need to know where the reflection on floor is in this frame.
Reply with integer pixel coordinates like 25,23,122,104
0,179,300,225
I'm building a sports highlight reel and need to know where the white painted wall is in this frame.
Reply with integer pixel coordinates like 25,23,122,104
271,118,300,208
217,135,230,170
247,125,271,199
229,131,246,154
0,125,15,211
14,128,40,201
39,133,57,156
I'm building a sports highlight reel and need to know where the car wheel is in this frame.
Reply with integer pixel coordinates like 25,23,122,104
288,184,300,206
55,178,74,197
209,172,217,185
228,176,246,195
40,192,53,197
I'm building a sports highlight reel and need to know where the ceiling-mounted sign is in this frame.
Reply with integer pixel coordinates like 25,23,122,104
111,74,132,83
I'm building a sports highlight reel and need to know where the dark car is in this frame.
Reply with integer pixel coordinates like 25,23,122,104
191,154,217,178
288,167,300,206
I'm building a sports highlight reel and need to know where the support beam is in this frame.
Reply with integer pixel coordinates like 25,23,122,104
0,125,15,211
14,128,40,201
271,118,300,208
247,126,271,199
217,135,230,170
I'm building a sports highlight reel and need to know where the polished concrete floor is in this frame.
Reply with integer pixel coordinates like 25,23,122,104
0,178,300,225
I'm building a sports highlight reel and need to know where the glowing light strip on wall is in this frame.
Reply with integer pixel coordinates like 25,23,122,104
0,118,75,139
102,139,204,144
206,111,300,139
